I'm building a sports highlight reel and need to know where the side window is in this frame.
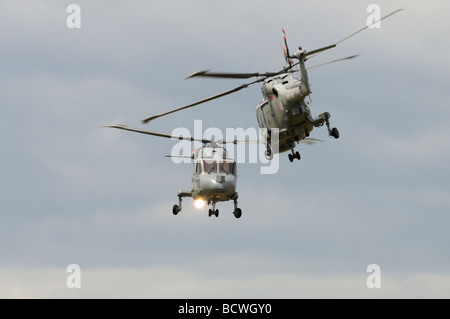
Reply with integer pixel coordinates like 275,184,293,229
256,103,267,128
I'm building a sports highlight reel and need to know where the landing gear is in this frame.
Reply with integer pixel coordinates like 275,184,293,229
265,129,274,161
208,209,219,217
265,147,273,161
172,195,183,215
173,190,193,216
331,127,340,139
324,113,340,139
288,149,301,162
174,196,242,219
208,202,219,217
312,112,340,139
233,198,242,219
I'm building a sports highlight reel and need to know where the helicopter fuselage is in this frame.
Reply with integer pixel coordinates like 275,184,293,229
141,10,403,162
104,124,243,218
174,142,242,218
190,144,237,202
256,72,314,153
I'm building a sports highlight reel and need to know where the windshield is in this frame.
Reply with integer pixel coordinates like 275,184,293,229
219,161,236,175
200,160,236,175
201,160,217,174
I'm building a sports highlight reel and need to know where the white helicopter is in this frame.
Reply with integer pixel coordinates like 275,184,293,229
142,9,402,162
105,124,243,218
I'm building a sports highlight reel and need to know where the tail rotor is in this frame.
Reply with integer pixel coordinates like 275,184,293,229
282,28,293,67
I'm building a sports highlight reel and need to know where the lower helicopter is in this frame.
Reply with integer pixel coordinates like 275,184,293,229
105,124,243,218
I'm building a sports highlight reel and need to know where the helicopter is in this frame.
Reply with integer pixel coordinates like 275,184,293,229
105,124,243,218
142,9,403,162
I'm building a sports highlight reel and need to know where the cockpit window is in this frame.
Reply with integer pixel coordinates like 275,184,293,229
201,160,217,174
219,162,236,175
200,160,236,175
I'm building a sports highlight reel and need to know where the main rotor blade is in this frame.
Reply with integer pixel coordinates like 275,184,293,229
336,8,404,46
165,155,193,159
216,139,261,144
308,8,404,59
104,124,211,144
299,138,324,145
187,69,275,80
305,44,336,57
216,137,323,145
307,55,360,69
142,78,264,124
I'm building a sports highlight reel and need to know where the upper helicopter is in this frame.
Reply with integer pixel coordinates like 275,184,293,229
142,9,403,162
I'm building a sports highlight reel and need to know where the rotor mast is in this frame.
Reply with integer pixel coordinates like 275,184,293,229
295,48,311,96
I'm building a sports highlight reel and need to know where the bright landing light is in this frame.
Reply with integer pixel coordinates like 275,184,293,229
194,200,206,209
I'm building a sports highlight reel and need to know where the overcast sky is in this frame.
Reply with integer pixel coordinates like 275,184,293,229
1,0,450,298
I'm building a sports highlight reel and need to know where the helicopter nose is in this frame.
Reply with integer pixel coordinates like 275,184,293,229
199,174,235,196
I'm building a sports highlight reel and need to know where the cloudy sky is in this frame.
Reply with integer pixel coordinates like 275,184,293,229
1,0,450,298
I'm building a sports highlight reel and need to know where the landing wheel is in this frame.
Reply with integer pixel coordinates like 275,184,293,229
331,127,340,139
208,209,219,217
288,151,301,162
234,208,242,219
172,204,180,215
265,147,273,161
265,130,273,161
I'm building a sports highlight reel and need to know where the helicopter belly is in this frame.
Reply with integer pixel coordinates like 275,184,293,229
289,106,308,126
275,130,295,153
271,121,314,154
